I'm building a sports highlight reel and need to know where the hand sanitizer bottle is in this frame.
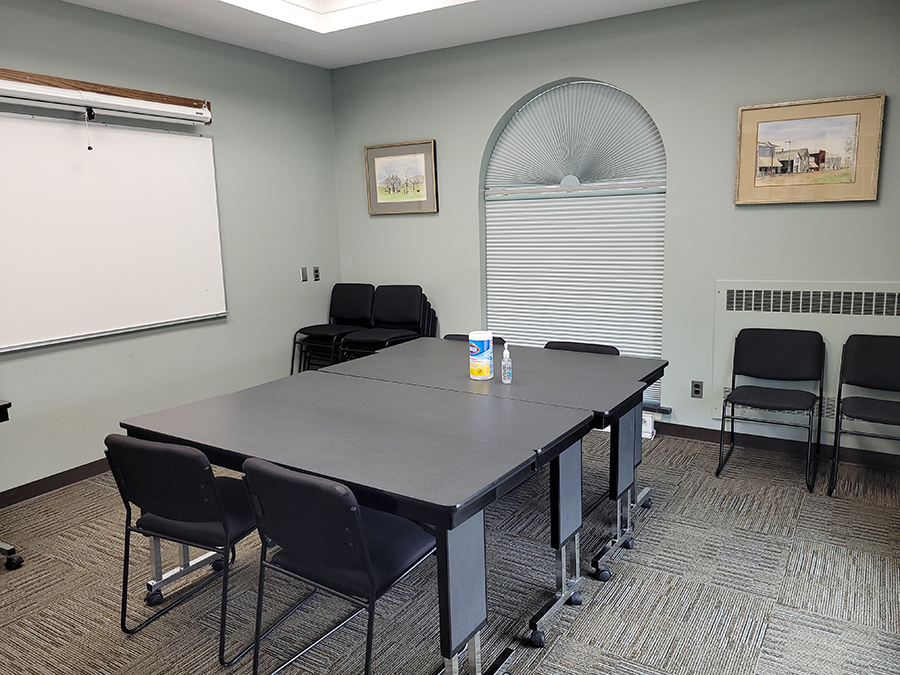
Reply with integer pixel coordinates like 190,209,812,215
501,345,512,384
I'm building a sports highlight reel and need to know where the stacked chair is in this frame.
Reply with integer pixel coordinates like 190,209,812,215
338,284,430,361
829,334,900,495
292,283,437,372
291,283,375,373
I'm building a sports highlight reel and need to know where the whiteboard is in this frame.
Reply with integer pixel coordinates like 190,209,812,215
0,113,227,354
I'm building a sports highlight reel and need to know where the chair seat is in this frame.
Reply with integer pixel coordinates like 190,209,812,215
841,396,900,427
297,324,365,340
136,477,256,549
726,385,817,412
270,506,435,600
343,328,419,346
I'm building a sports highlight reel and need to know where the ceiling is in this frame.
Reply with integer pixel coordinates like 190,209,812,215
58,0,700,69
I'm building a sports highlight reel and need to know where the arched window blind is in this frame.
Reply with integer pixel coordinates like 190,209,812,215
483,80,666,401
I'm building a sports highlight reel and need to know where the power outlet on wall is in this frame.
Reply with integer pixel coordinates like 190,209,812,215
312,266,320,282
691,381,703,399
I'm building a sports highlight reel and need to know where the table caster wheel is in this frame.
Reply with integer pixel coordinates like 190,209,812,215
640,497,652,509
568,590,582,606
145,590,164,606
595,565,611,582
212,558,226,572
622,537,635,550
5,554,24,570
529,630,545,648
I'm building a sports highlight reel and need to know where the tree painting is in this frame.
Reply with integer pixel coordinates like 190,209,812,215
755,114,859,187
374,153,427,203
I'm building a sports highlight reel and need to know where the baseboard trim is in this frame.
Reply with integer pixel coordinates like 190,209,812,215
0,459,108,509
655,422,900,473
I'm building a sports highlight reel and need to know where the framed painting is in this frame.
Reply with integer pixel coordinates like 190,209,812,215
365,139,437,215
735,94,884,205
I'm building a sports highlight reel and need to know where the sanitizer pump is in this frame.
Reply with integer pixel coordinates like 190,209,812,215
501,345,512,384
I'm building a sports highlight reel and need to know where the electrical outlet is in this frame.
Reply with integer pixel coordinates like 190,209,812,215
691,381,703,399
299,267,308,282
312,266,320,282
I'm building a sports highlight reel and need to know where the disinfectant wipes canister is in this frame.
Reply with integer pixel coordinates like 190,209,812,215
469,330,494,380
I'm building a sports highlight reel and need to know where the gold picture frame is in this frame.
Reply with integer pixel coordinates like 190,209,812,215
365,139,438,215
735,94,884,205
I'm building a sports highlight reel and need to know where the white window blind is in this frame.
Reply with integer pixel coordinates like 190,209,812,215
483,81,666,401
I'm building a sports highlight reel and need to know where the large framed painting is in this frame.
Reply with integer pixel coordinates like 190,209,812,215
735,94,884,205
365,139,438,215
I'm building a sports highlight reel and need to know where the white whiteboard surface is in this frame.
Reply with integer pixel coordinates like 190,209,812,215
0,113,227,353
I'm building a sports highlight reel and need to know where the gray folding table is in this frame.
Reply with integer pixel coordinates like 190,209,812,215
121,371,594,675
326,338,668,648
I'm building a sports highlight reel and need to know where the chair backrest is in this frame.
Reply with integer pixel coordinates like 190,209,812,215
544,341,619,356
330,283,375,326
840,334,900,392
732,328,824,381
104,434,223,523
242,458,374,598
371,285,424,332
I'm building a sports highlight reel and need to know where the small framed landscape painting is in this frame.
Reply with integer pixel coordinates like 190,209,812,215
735,94,884,205
365,139,438,215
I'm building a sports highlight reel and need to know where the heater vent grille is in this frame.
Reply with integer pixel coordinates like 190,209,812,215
725,289,900,317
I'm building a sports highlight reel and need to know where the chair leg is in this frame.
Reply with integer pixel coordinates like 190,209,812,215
364,599,376,675
829,415,843,496
120,526,133,634
217,544,252,666
290,332,303,375
804,411,815,493
717,402,735,476
252,548,267,675
717,408,726,476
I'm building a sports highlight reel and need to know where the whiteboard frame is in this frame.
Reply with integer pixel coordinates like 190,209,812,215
0,109,228,354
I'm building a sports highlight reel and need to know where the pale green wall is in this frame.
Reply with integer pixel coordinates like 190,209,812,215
331,0,899,430
0,0,340,491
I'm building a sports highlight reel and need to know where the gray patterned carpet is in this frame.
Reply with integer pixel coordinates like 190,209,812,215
1,433,898,674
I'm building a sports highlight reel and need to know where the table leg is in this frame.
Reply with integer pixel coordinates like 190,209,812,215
526,440,583,647
436,511,487,672
591,402,647,579
145,537,221,596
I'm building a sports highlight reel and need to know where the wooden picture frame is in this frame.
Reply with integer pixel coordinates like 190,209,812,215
365,139,437,215
735,94,884,205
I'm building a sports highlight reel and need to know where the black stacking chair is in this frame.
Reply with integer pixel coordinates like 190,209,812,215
829,334,900,496
242,458,436,675
291,283,375,373
544,341,620,356
339,285,425,361
422,296,437,337
104,434,257,667
717,328,825,492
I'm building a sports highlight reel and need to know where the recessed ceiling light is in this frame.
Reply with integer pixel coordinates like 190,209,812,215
219,0,478,34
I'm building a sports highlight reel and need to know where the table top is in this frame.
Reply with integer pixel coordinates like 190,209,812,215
122,371,593,529
326,338,667,424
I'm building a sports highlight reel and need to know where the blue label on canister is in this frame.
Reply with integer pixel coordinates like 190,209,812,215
469,331,494,380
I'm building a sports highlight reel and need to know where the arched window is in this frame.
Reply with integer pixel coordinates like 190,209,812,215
482,79,666,400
